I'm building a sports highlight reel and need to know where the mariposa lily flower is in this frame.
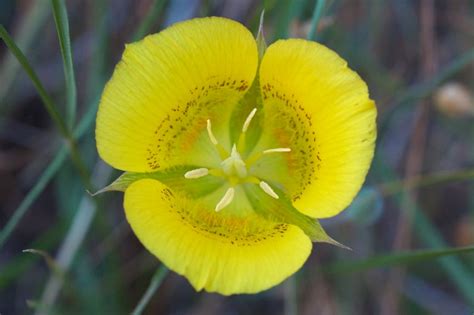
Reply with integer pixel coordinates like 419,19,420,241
95,17,376,295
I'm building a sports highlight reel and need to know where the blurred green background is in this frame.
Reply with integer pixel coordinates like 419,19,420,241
1,0,474,314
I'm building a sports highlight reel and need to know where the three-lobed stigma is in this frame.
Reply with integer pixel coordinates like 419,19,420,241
184,108,291,211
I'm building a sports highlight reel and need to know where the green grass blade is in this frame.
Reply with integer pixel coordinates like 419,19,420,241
307,0,326,41
0,25,70,138
0,94,99,250
132,0,168,41
272,0,306,40
51,0,77,128
0,223,65,289
0,1,50,105
0,149,67,249
379,46,474,136
85,0,108,100
35,162,111,315
413,209,474,304
324,246,474,275
34,4,169,311
131,265,169,315
0,25,92,191
381,168,474,196
374,158,474,304
75,97,100,139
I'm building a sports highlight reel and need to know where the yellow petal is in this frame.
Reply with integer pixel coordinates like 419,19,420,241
96,17,258,172
124,179,312,295
258,39,376,218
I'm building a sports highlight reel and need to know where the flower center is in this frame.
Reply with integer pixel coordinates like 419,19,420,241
221,144,248,179
184,108,291,212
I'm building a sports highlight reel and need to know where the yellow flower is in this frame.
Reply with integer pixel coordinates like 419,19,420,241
95,17,376,295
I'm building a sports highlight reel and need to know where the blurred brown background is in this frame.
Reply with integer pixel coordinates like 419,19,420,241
1,0,474,314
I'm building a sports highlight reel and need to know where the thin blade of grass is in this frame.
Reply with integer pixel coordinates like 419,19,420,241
0,223,65,289
0,94,100,250
85,0,108,100
0,149,67,249
51,0,77,128
23,249,65,279
132,0,167,41
272,0,307,40
413,207,474,304
284,275,298,315
0,25,69,137
34,3,169,312
57,4,109,311
374,157,474,304
131,265,169,315
324,245,474,275
379,46,474,138
0,1,50,106
307,0,326,41
36,162,110,314
0,25,93,191
381,168,474,196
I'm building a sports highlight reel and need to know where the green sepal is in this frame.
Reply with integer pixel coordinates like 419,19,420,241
256,10,267,61
92,165,224,199
228,10,267,155
229,77,264,156
243,183,349,249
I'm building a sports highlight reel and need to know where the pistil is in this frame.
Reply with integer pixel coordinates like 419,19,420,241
221,144,247,178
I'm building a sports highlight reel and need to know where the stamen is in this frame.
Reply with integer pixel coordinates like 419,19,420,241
206,119,218,145
259,181,279,199
263,148,291,154
215,187,235,212
184,168,209,179
242,108,257,133
207,119,229,159
246,147,291,166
